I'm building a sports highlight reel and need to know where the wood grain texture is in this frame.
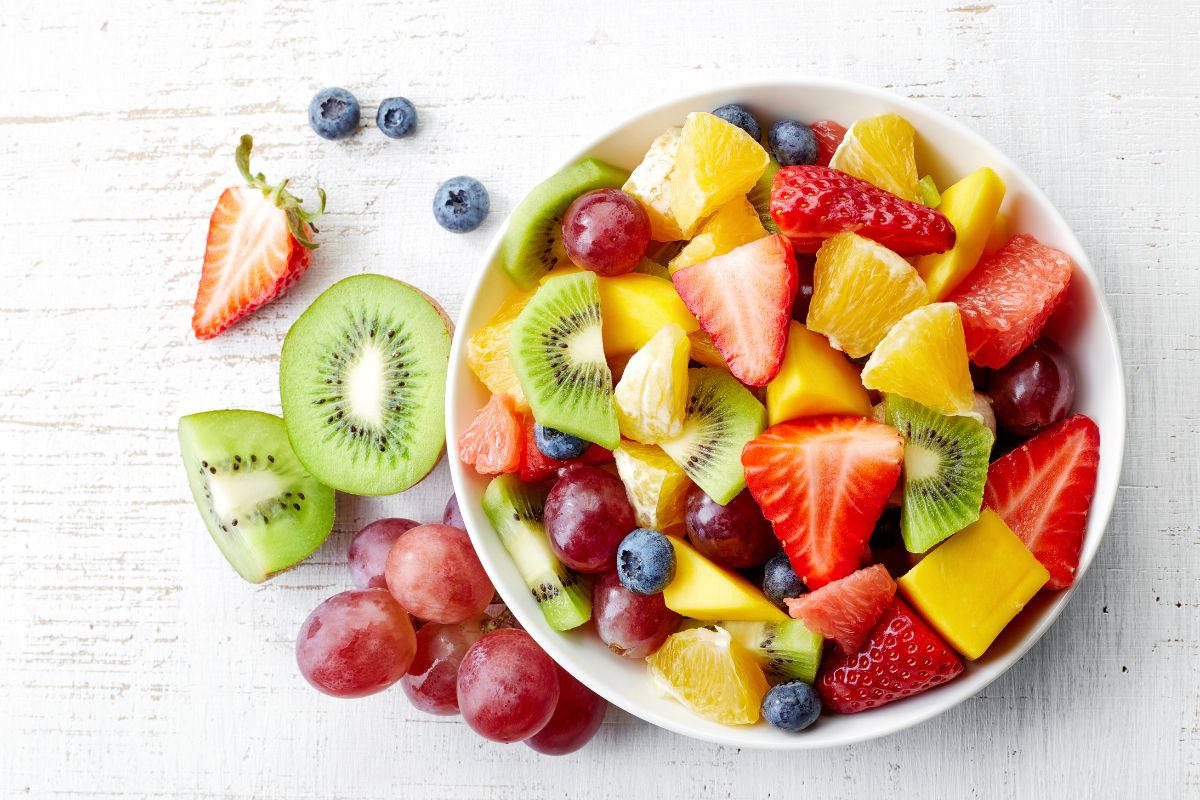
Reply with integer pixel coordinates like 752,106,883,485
1,0,1197,796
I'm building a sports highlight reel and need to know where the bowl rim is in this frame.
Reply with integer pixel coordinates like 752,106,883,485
445,77,1126,749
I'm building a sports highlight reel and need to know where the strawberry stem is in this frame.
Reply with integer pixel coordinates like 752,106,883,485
235,134,326,250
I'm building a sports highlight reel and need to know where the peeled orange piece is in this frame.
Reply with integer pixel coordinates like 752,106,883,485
468,292,534,409
669,112,769,237
806,232,930,358
861,303,975,415
613,441,691,537
668,197,767,274
646,625,769,725
623,127,685,242
614,323,690,443
829,113,921,202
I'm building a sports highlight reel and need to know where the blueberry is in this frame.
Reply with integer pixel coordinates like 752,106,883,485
308,87,360,140
711,104,761,141
433,176,490,233
534,424,589,461
769,119,819,166
376,97,418,139
616,528,676,595
762,552,805,609
761,680,821,732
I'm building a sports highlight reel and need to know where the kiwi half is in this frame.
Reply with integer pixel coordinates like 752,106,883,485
746,157,781,235
659,368,767,505
508,271,619,449
279,274,450,496
482,474,591,631
722,619,824,684
500,158,631,289
884,393,994,553
178,410,335,583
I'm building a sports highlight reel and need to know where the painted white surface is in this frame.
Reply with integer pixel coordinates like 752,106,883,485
0,0,1196,796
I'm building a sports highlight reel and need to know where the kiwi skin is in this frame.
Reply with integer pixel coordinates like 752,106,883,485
279,274,451,496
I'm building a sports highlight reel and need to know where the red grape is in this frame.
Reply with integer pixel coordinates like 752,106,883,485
792,255,816,324
385,524,494,624
295,589,416,698
348,517,418,589
402,616,484,715
525,665,607,755
989,338,1076,437
593,570,680,658
443,493,465,530
457,628,559,742
544,465,636,573
561,188,650,276
684,486,778,568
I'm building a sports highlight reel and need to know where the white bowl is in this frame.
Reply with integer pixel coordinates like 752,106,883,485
446,79,1125,749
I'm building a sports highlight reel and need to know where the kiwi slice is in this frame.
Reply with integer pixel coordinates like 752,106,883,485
178,410,335,583
500,158,631,289
508,271,619,449
722,619,824,684
746,157,781,234
280,274,450,496
884,393,994,553
659,368,767,505
482,474,591,631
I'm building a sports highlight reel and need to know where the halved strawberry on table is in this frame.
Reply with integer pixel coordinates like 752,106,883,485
191,135,326,339
742,416,903,589
671,233,798,386
770,165,955,256
786,563,896,654
984,414,1100,589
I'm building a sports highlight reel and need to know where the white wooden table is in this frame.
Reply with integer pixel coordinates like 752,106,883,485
2,1,1197,796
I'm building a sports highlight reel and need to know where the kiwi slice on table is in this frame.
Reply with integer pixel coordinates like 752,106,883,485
659,368,767,505
884,393,994,554
279,274,451,496
508,271,619,449
746,157,781,234
482,474,591,631
721,620,824,684
178,410,335,583
500,158,631,289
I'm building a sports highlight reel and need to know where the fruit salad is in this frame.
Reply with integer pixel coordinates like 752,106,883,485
459,105,1102,732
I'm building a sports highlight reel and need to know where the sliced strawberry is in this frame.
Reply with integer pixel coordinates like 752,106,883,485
984,414,1100,589
458,394,523,475
671,234,797,386
192,135,325,340
786,564,896,653
742,416,903,588
518,414,612,482
770,165,956,256
809,120,847,167
818,598,963,714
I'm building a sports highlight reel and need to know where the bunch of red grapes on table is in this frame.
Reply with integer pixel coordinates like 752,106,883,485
294,495,606,755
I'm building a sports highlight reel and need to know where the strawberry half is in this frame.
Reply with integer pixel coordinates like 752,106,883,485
818,598,963,714
984,414,1100,589
192,135,326,339
671,234,797,386
770,165,955,255
742,416,903,589
786,563,896,653
518,413,613,482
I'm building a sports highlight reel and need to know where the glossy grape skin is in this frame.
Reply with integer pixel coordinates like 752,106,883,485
443,493,465,530
457,628,559,742
544,465,636,574
792,255,816,324
347,518,418,589
684,486,778,569
295,589,416,698
989,339,1076,437
592,570,681,658
401,616,484,715
561,188,650,276
526,665,607,755
385,524,494,624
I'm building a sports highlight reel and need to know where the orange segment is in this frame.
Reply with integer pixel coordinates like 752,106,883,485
829,113,921,202
613,441,691,537
646,625,769,725
623,127,686,242
670,112,770,237
668,197,767,274
467,291,534,409
860,303,975,415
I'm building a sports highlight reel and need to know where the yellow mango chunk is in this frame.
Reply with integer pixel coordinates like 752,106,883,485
983,211,1010,256
916,168,1006,300
766,321,871,425
623,127,685,242
670,112,770,237
898,509,1048,660
613,441,691,537
668,197,767,274
663,536,788,622
688,330,727,369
